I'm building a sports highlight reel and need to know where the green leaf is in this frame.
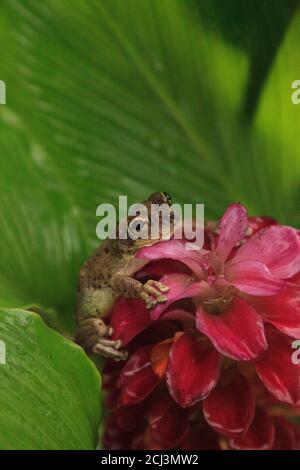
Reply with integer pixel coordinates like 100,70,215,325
193,0,300,117
0,308,101,449
251,7,300,226
0,114,87,328
0,0,246,219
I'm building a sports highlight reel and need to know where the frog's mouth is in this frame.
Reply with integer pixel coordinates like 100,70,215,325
128,224,175,253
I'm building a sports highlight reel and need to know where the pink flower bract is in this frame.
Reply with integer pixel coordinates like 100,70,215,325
104,203,300,450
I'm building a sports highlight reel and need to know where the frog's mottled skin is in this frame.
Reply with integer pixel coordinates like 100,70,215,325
75,192,173,361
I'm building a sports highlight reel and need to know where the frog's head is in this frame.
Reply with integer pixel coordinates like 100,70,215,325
118,192,176,254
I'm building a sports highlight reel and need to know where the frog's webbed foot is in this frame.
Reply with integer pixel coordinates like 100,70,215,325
140,280,169,309
75,318,128,361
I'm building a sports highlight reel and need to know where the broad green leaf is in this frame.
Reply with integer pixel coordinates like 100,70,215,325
193,0,300,117
0,0,249,222
251,7,300,226
0,308,101,449
0,114,87,328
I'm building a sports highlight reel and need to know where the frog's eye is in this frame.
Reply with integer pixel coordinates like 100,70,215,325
128,217,149,240
131,218,147,231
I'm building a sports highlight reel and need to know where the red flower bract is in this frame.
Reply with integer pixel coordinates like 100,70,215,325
104,204,300,450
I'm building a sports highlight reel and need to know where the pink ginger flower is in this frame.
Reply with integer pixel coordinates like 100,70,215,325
103,204,300,450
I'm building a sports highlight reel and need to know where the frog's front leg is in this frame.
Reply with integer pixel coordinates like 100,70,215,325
112,275,169,309
75,288,128,361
